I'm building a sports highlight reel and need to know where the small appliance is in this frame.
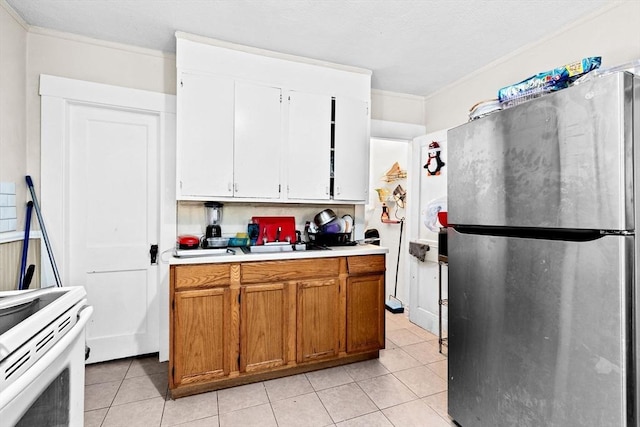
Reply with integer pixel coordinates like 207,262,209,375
203,202,223,248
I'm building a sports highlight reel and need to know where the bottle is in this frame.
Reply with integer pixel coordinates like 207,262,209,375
247,220,259,246
381,203,390,222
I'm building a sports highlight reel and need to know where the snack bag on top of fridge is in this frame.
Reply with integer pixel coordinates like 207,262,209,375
498,56,601,106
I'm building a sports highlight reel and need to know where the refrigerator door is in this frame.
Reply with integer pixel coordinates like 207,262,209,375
448,72,636,231
448,230,634,427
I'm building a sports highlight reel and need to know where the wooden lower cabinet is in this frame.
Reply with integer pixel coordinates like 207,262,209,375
346,274,385,353
240,283,289,373
170,254,385,398
296,278,340,363
172,287,231,386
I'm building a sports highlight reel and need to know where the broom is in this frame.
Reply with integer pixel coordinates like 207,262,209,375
385,218,404,313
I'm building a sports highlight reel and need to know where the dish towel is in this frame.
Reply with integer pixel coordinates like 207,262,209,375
409,242,430,262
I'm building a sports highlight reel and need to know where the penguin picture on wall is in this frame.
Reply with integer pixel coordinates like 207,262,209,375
424,141,445,176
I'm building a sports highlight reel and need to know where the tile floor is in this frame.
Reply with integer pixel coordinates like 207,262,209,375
84,311,452,427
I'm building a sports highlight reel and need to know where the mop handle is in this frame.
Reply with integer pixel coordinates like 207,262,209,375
26,176,62,287
18,201,33,290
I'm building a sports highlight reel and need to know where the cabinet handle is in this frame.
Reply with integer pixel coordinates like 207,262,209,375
336,186,340,195
325,186,329,195
228,182,232,192
234,183,238,193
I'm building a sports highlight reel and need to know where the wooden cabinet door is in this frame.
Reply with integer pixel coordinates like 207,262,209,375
240,283,289,373
177,71,234,198
286,91,332,200
234,82,282,199
173,287,231,386
346,274,385,353
334,96,369,201
297,278,340,362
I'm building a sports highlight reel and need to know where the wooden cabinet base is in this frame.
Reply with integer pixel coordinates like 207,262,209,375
170,255,386,399
170,350,379,399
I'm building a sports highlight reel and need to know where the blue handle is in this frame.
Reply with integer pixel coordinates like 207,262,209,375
19,201,34,290
25,175,33,187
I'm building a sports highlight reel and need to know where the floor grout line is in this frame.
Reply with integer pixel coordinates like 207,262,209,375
86,316,445,427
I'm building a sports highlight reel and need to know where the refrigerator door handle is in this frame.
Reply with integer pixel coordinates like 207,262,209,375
452,225,604,242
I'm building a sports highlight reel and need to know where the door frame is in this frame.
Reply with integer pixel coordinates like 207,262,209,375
368,120,425,306
39,74,176,361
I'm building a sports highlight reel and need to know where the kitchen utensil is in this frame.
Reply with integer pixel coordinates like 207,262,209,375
177,235,200,249
204,202,223,240
342,215,353,233
228,237,248,247
26,175,61,287
313,209,337,227
205,237,229,248
322,219,342,234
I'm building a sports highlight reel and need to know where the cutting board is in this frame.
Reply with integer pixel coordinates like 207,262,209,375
251,216,297,244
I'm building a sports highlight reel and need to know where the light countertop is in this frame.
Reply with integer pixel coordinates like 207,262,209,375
168,244,388,265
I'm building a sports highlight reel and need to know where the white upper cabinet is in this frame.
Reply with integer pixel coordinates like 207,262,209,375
334,97,369,201
177,71,234,198
176,33,371,203
234,82,282,199
286,91,332,200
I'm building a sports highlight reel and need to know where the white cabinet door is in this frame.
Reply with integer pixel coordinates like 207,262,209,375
286,91,331,200
334,97,369,201
177,71,234,198
234,82,282,199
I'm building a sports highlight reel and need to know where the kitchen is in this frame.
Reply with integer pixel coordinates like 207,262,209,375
1,0,639,426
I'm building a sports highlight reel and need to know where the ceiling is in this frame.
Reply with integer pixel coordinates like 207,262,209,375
6,0,611,96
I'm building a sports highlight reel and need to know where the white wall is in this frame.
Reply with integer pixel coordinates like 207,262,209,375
423,1,640,132
0,2,27,230
365,138,410,304
25,28,177,195
372,89,424,125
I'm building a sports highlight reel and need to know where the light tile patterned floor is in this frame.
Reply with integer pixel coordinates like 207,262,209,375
84,311,452,427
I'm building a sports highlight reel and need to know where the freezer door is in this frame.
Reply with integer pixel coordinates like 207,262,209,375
448,230,634,427
448,72,636,231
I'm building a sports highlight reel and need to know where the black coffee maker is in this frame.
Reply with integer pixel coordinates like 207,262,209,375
204,202,223,239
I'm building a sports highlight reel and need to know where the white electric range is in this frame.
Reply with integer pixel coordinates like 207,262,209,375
0,286,92,426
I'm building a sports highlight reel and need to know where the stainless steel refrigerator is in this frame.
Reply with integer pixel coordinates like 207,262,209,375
447,71,639,427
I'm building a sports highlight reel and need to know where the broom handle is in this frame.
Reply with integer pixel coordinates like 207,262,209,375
393,219,404,298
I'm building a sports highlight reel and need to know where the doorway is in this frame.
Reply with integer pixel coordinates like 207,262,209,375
365,138,410,308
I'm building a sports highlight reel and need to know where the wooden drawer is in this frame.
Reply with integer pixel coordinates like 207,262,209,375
347,255,385,275
173,264,231,290
241,258,340,284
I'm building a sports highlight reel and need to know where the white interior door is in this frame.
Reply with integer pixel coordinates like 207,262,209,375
40,75,176,363
67,104,160,363
408,130,448,335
